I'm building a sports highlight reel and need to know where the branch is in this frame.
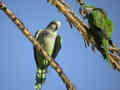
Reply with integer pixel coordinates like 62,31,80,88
47,0,120,71
110,48,120,54
109,47,120,71
0,1,75,90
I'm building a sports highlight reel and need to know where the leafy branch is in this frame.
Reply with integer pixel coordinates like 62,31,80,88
0,1,75,90
47,0,120,71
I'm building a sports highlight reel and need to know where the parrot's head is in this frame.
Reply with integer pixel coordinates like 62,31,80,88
46,21,61,33
80,5,95,19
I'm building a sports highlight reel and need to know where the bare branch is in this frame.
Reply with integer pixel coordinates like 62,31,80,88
109,47,120,71
0,1,75,90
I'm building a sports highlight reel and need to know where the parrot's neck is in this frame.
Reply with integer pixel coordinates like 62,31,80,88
45,29,58,36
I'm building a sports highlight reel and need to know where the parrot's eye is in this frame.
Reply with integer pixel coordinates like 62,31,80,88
79,7,86,17
83,11,86,15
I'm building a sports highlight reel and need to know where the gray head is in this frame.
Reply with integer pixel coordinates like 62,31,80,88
46,21,61,32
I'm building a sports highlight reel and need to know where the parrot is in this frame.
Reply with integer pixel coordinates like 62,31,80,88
79,2,114,65
33,21,62,90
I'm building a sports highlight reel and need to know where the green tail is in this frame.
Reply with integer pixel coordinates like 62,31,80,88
35,68,47,90
102,38,111,64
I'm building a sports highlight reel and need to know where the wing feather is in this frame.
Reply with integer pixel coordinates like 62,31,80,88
52,35,62,59
34,30,42,67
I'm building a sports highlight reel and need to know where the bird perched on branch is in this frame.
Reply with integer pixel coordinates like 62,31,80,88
34,21,62,90
79,2,114,65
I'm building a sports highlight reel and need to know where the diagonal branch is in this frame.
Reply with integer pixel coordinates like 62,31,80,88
47,0,120,71
0,1,75,90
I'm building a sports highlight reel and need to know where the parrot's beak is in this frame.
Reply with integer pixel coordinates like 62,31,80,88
56,21,61,30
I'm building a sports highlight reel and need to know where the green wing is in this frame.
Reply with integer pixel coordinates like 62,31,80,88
104,18,114,39
34,29,42,67
88,8,106,31
88,8,114,39
52,34,62,59
88,8,110,40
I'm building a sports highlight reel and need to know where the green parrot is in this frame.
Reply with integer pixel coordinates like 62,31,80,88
34,21,62,90
79,3,114,64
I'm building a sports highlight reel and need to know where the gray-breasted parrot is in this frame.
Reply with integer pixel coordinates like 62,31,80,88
34,21,62,90
79,2,114,65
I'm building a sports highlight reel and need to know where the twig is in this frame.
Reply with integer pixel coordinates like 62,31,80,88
47,0,120,71
0,1,75,90
109,47,120,70
110,47,120,54
110,54,120,71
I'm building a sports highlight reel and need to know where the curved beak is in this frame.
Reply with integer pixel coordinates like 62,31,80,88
56,21,61,30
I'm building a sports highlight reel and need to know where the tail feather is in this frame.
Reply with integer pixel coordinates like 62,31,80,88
103,39,111,64
35,68,47,90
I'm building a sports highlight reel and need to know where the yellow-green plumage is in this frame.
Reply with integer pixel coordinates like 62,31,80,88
88,8,114,62
80,4,114,65
34,21,62,90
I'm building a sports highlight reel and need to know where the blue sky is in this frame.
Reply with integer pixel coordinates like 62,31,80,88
0,0,120,90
